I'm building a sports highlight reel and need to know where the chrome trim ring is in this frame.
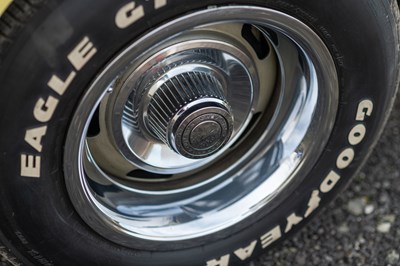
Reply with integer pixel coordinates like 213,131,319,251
64,6,338,246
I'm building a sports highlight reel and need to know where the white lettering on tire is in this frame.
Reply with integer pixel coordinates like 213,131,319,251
20,154,41,178
206,254,230,266
24,126,47,152
154,0,167,9
320,170,341,193
284,213,304,233
336,148,355,169
233,240,257,261
67,37,97,71
348,124,366,145
356,99,373,121
260,225,282,249
115,2,144,29
304,190,321,218
48,72,76,96
20,36,97,178
33,96,59,123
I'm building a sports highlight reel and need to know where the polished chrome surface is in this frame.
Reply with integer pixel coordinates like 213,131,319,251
64,6,338,246
92,42,256,174
165,98,233,159
143,64,234,158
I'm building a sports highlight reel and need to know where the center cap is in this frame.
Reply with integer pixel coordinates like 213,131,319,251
190,120,222,150
145,69,234,159
174,107,232,159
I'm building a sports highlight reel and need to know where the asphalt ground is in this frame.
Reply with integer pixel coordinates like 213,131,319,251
250,97,400,266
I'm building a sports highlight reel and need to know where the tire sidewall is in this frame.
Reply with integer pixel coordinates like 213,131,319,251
0,0,397,265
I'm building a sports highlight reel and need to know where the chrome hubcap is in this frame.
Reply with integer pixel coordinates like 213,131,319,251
64,6,338,246
133,50,235,159
104,40,256,173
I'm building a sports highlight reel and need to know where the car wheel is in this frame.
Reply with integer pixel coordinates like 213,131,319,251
0,0,399,265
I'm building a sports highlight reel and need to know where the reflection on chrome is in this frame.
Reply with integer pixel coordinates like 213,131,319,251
64,6,338,246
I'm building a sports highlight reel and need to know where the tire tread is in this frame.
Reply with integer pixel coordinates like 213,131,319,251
0,0,44,60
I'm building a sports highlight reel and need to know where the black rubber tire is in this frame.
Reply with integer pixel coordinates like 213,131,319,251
0,0,399,265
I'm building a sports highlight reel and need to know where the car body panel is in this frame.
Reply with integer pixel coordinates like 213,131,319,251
0,0,13,17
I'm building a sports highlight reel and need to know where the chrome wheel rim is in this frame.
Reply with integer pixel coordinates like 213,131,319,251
64,6,338,245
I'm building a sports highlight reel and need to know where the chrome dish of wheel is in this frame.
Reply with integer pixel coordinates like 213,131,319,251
64,6,338,246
